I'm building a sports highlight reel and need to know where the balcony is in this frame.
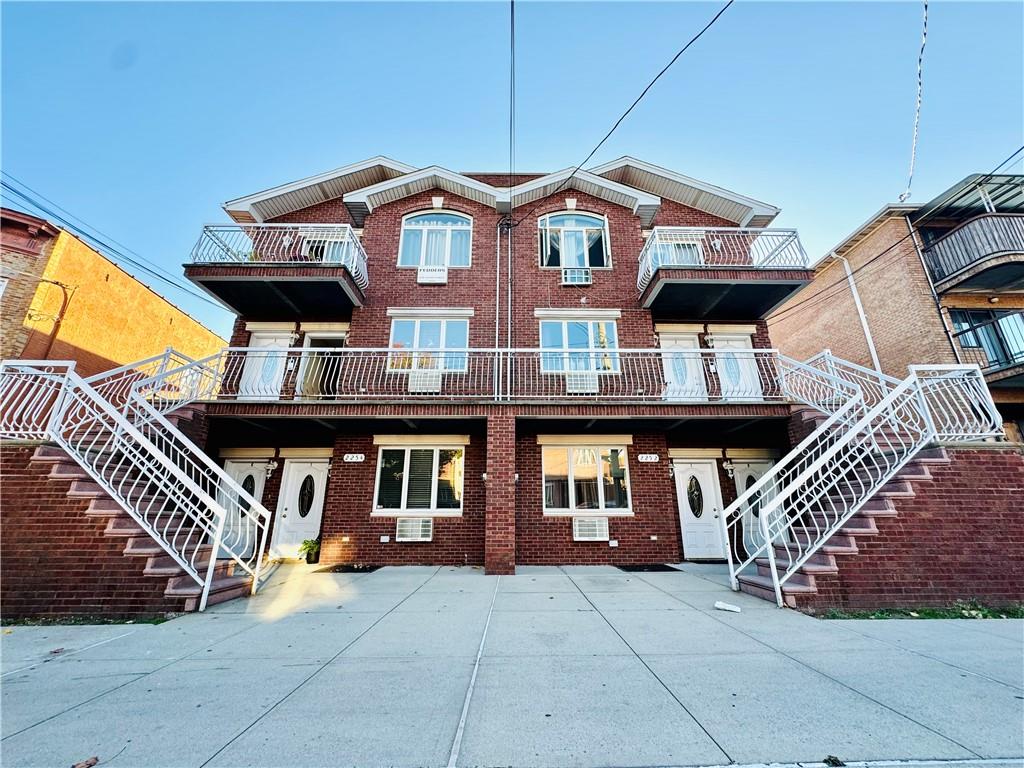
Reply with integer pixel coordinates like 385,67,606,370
951,312,1024,388
184,347,788,405
923,214,1024,292
637,227,812,319
183,224,368,319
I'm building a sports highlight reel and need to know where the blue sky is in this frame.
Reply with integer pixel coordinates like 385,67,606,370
3,1,1022,337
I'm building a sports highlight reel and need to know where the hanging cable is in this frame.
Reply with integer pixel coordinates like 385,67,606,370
512,0,735,226
898,0,928,202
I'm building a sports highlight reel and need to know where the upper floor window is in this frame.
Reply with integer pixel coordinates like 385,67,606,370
399,212,472,268
539,318,619,372
538,213,609,269
388,314,470,372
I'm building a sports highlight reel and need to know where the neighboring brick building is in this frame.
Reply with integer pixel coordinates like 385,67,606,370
768,175,1024,440
1,207,225,376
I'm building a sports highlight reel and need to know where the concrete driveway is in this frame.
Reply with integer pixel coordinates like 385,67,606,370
2,564,1022,768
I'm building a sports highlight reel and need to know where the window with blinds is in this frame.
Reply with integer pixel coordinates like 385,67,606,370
373,446,465,516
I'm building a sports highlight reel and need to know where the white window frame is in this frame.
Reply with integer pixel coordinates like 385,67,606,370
537,211,611,270
398,211,473,269
538,318,620,373
386,314,470,373
372,445,466,517
542,444,632,517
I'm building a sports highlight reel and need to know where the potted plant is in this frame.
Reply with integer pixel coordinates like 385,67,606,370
298,538,321,564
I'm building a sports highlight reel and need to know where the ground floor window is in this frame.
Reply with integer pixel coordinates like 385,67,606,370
373,446,465,516
542,445,631,515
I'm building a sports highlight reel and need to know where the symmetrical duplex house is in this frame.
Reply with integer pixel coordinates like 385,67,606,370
2,158,1019,617
769,174,1024,440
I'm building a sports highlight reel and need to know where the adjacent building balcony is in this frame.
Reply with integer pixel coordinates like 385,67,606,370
923,214,1024,292
637,227,812,319
951,312,1024,388
175,346,789,405
183,224,369,319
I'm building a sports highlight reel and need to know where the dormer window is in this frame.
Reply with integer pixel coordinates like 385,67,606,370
399,212,472,268
538,213,609,269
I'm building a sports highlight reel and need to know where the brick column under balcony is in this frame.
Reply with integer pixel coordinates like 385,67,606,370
485,412,516,575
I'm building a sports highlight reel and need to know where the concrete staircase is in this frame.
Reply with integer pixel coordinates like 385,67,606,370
27,404,252,612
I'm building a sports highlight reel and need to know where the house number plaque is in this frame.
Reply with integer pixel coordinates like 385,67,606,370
343,453,365,463
637,454,660,463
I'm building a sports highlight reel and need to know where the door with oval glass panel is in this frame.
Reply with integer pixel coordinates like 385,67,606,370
731,460,775,561
270,459,329,558
712,335,763,401
673,460,727,559
659,333,708,401
219,460,268,559
238,332,292,400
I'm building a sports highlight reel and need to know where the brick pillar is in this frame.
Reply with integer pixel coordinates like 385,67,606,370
485,412,516,574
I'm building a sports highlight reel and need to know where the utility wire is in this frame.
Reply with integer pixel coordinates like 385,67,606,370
512,0,735,226
898,0,928,202
769,144,1024,324
0,179,225,311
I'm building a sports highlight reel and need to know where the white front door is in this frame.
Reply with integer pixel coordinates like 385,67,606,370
270,459,329,558
674,460,727,559
732,460,775,560
220,460,268,558
660,333,707,401
239,332,291,400
714,335,763,400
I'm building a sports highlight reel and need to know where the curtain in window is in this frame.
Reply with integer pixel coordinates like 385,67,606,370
399,230,422,266
406,449,434,508
424,230,447,266
450,230,471,266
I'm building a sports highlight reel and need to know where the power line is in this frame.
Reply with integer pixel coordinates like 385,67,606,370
769,144,1024,324
0,179,226,311
512,0,735,226
898,0,929,203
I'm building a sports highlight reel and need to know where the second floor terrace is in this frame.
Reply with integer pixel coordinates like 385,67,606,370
184,223,369,319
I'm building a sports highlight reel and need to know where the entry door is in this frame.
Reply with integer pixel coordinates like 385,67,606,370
674,460,726,559
660,333,707,401
270,460,329,558
220,460,268,558
297,335,346,399
732,460,775,561
239,332,291,400
714,336,763,400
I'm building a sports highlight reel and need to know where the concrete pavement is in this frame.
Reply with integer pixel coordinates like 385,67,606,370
2,563,1021,768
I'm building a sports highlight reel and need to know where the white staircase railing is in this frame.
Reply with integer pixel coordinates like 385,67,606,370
0,359,272,611
723,354,1003,606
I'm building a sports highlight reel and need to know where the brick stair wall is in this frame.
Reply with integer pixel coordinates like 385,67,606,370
0,404,252,619
744,407,1024,611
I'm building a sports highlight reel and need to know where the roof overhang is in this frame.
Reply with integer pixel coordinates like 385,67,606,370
818,203,918,269
343,167,502,225
589,157,780,227
508,168,662,226
223,156,416,224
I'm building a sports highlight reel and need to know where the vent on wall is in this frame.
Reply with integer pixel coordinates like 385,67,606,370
396,517,433,542
573,517,610,542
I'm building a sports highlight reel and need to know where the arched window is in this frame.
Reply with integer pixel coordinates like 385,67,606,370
398,211,472,268
538,212,609,269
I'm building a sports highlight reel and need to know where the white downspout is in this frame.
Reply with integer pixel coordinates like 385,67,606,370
829,251,883,375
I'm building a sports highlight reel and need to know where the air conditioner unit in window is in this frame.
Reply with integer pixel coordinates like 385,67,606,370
573,517,609,542
396,517,433,542
561,267,592,286
408,369,443,394
417,265,448,284
565,370,600,394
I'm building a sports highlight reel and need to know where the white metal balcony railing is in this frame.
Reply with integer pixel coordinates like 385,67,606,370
189,223,369,289
140,347,796,405
951,313,1024,375
637,227,810,292
923,213,1024,284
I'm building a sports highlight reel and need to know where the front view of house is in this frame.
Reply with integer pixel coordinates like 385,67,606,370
180,156,814,574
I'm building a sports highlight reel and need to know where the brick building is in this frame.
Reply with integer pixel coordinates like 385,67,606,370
3,159,1020,617
1,207,225,376
768,174,1024,440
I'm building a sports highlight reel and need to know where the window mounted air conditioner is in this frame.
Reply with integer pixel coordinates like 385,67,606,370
573,517,609,542
396,517,433,542
408,369,443,394
561,267,592,286
565,370,600,394
417,265,448,284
